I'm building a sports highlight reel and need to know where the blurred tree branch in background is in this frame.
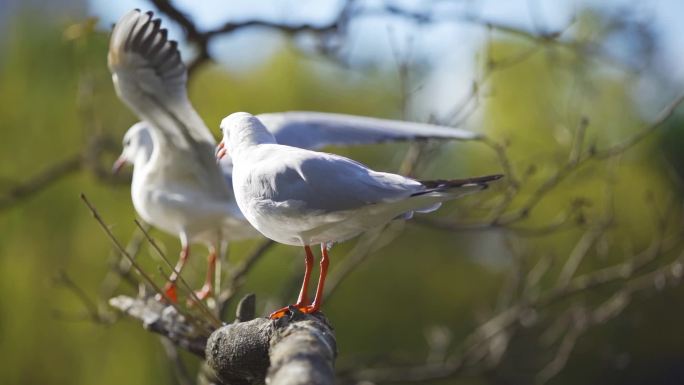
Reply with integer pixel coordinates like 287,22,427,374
0,135,126,211
149,0,358,75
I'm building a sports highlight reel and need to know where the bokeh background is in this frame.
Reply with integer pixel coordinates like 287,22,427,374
1,1,683,384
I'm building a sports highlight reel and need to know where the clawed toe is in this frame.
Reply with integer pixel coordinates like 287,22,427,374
269,304,319,319
269,305,303,319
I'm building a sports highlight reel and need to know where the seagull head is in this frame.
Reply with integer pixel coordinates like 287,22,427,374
217,112,276,161
113,122,154,174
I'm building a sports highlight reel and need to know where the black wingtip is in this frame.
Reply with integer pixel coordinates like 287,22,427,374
419,174,504,189
411,174,502,197
486,174,505,181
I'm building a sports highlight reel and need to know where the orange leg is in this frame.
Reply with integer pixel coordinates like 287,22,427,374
158,245,190,303
269,245,315,319
193,248,217,302
303,243,330,314
295,246,314,306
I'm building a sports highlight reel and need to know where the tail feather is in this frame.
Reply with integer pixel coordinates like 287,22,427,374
411,174,503,197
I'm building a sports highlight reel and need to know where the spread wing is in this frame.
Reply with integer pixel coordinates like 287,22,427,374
257,111,481,150
109,10,226,192
109,10,479,193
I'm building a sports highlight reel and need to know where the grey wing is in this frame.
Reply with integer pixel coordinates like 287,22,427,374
109,10,187,111
261,149,421,213
109,10,224,191
257,111,481,150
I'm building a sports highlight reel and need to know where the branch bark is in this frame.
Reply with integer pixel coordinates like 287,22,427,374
111,293,337,385
109,295,211,357
207,309,336,385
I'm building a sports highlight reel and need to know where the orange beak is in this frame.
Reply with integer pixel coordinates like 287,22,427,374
112,157,126,174
216,141,228,160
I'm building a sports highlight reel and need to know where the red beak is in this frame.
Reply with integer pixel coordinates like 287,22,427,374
112,157,126,174
216,141,227,160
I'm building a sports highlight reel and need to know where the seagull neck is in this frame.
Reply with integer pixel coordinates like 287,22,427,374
133,145,154,169
231,127,275,157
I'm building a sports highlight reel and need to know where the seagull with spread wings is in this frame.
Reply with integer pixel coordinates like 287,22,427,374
108,9,481,303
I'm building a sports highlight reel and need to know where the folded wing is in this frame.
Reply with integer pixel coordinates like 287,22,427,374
255,148,422,213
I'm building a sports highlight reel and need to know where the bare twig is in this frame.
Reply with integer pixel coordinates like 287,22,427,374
556,224,606,287
418,92,684,235
80,194,217,331
149,0,356,74
133,219,222,326
500,93,684,224
536,312,584,384
100,226,147,299
593,93,684,159
109,295,211,357
159,337,194,385
53,270,115,324
344,224,684,384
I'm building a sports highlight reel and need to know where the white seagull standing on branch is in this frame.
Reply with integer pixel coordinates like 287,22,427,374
218,112,502,318
108,9,482,303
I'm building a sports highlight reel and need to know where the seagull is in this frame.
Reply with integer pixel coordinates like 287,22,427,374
219,112,502,318
111,122,255,302
108,9,481,303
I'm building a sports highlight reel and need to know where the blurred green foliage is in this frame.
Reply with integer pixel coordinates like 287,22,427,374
0,9,683,385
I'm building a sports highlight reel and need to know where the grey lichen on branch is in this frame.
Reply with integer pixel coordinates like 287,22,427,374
110,293,337,385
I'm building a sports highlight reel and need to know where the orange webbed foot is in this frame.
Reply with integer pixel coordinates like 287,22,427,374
268,304,311,319
268,304,322,319
300,304,321,315
155,283,179,303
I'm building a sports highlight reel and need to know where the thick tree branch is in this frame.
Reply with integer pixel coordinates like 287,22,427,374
207,309,336,385
110,291,337,385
